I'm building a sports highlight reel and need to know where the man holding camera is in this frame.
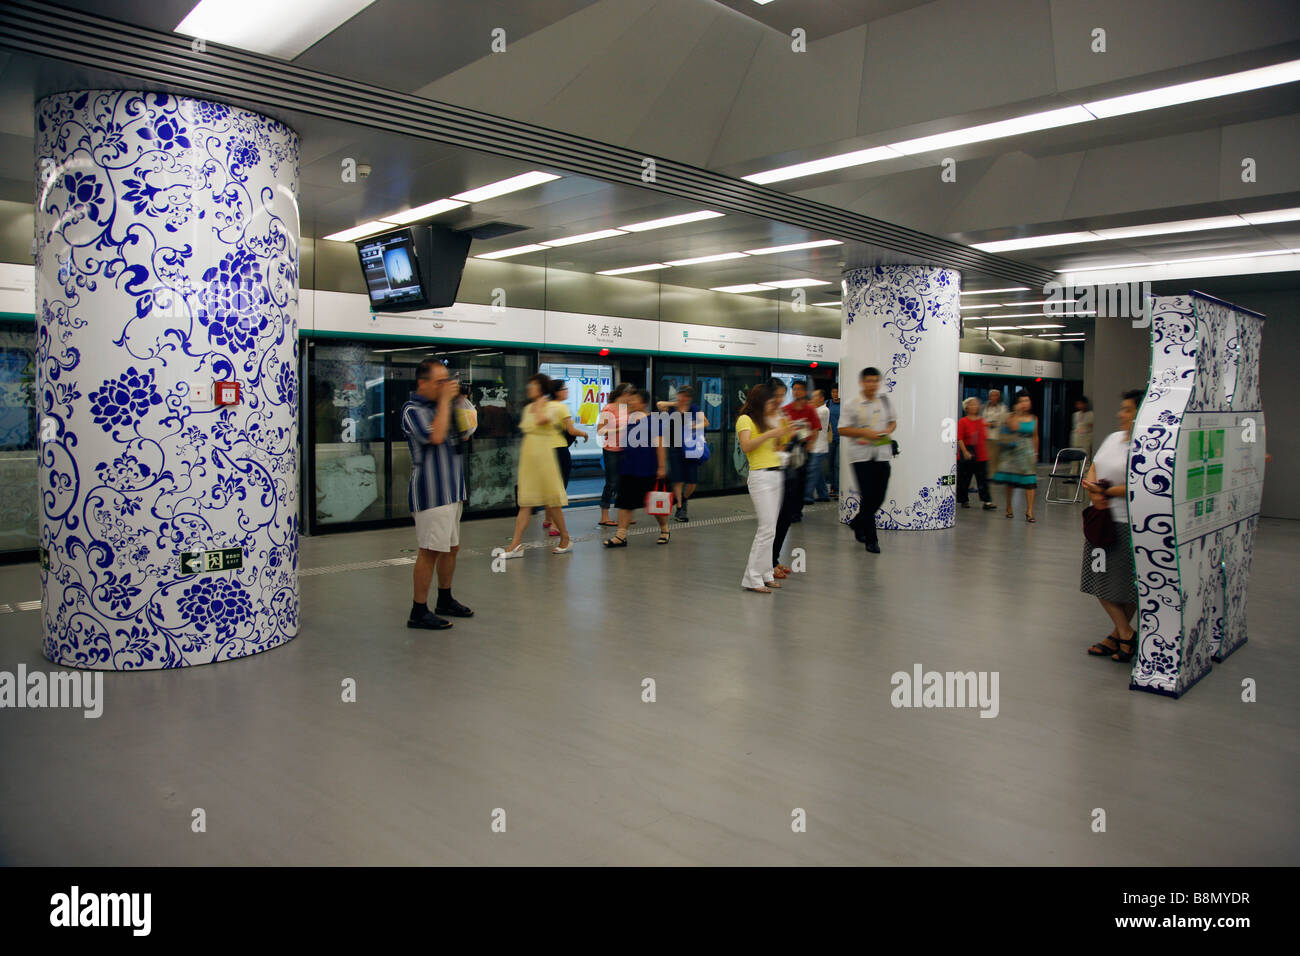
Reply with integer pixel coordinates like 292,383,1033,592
401,358,474,630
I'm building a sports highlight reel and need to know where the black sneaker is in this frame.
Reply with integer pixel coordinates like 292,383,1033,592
408,609,452,630
435,598,474,618
674,507,689,523
865,542,881,554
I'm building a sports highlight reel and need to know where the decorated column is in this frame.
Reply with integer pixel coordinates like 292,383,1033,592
839,265,960,530
35,91,300,670
1129,292,1265,697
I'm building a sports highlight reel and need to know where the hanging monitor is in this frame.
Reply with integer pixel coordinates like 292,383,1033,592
356,225,471,312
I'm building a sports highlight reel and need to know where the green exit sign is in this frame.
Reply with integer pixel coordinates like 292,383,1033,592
179,547,243,576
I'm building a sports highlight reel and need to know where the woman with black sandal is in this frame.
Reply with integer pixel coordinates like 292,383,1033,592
603,389,670,548
1082,389,1143,663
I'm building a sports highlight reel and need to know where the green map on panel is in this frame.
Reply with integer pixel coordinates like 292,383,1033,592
1187,465,1205,499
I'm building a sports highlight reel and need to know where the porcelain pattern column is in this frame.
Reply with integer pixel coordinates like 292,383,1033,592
34,91,300,669
839,266,960,531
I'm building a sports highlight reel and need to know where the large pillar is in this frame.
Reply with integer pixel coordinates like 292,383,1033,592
34,91,300,670
839,265,960,530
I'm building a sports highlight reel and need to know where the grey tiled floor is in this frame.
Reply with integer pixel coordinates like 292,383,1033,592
0,492,1296,865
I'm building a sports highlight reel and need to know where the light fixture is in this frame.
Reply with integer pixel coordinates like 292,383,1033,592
387,199,467,225
473,244,550,260
960,287,1029,295
994,311,1096,319
322,219,397,242
1000,299,1076,306
743,239,843,255
541,229,626,247
978,326,1020,331
743,146,901,185
890,106,1095,156
596,263,668,276
617,211,724,232
176,0,377,59
1083,59,1300,118
973,232,1101,253
451,171,560,203
1240,207,1300,225
711,284,771,294
664,252,749,266
815,301,842,308
1063,247,1300,276
743,59,1300,186
760,278,832,289
1016,324,1066,329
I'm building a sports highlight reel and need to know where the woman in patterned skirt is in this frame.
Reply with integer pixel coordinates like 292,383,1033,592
992,391,1039,521
1082,390,1143,662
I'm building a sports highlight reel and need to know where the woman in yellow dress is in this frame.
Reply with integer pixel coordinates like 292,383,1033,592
504,373,573,558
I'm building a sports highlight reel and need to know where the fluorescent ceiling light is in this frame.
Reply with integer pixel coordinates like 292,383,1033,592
981,326,1020,331
451,171,560,203
1016,324,1066,329
596,263,668,276
816,301,842,308
387,199,466,225
960,303,995,310
890,106,1094,155
744,60,1300,186
760,278,832,288
751,0,779,5
1092,215,1243,240
1084,59,1300,118
664,252,749,266
743,239,843,255
960,287,1028,295
711,284,771,294
473,244,549,260
176,0,376,59
973,232,1101,252
322,219,397,242
1066,247,1300,273
1240,207,1300,225
996,311,1096,318
541,229,626,247
1000,299,1076,306
743,146,901,185
618,211,723,232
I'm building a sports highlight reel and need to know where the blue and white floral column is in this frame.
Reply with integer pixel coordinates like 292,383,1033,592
34,92,300,670
839,266,960,530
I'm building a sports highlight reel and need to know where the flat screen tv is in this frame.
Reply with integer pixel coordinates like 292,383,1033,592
356,225,471,312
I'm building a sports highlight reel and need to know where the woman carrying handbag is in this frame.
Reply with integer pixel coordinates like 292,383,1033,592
1081,389,1144,662
603,389,671,547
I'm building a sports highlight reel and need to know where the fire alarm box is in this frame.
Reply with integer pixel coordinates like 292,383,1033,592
214,381,241,406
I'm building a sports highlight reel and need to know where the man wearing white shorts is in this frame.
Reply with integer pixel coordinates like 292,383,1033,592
401,359,473,630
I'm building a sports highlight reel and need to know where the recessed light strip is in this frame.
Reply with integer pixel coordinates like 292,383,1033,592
744,59,1300,185
971,206,1300,253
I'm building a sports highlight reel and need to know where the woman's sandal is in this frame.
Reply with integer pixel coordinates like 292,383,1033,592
744,585,772,594
602,535,628,548
1026,515,1036,523
657,531,671,545
1112,636,1137,662
764,579,782,588
1005,511,1014,519
598,520,618,527
1088,636,1119,656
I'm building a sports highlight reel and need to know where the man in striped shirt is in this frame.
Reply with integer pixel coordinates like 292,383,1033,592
402,358,473,630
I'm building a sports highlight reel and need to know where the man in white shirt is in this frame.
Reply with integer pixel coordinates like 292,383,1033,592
804,389,832,503
982,388,1008,478
836,367,896,553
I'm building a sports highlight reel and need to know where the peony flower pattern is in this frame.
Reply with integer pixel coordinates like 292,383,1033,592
88,366,163,435
196,248,271,352
178,576,254,641
63,171,107,224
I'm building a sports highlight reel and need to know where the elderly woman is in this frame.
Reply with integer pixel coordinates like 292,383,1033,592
1083,390,1144,662
956,397,994,509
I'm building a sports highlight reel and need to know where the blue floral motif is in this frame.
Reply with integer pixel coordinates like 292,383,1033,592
196,248,271,352
178,576,253,640
88,366,162,435
63,171,107,224
138,112,192,151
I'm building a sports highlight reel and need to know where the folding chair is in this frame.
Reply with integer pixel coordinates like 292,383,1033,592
1046,448,1089,503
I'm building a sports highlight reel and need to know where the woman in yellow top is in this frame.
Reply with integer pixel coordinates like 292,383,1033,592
504,374,573,558
737,383,794,593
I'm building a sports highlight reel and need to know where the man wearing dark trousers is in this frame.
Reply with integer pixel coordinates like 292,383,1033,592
401,358,474,630
783,379,821,523
837,367,896,553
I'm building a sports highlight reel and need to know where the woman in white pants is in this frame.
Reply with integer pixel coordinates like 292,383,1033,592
737,384,795,593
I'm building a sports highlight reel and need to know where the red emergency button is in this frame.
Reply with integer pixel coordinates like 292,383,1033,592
214,381,241,406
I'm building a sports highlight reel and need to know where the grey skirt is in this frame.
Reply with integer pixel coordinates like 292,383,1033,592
1080,519,1137,604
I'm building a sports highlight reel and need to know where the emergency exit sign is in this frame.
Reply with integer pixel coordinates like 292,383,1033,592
179,548,243,576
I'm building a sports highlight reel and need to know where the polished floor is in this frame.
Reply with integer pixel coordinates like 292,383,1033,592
1,486,1297,865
